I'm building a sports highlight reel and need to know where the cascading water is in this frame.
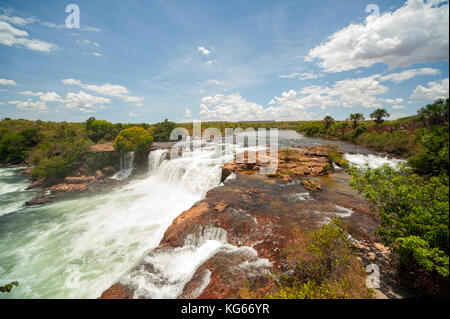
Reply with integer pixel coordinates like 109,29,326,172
111,152,135,180
0,140,252,298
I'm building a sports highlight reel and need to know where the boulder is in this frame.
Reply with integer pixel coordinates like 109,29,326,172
95,170,104,179
64,176,96,184
302,180,323,191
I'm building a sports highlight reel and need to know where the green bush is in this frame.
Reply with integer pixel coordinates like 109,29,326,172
269,219,371,299
355,130,412,156
0,128,40,163
349,166,449,281
151,119,177,142
113,126,153,153
297,122,325,137
86,118,117,142
409,125,449,176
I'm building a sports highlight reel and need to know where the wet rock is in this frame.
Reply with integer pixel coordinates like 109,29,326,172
95,170,104,179
214,201,229,213
103,166,116,176
302,180,323,191
89,142,115,152
27,178,46,189
64,176,96,184
98,283,133,299
20,167,33,175
50,183,89,193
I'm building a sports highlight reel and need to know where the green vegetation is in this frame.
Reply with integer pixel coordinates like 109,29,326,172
348,113,365,128
350,167,449,296
152,119,177,142
0,281,19,293
409,124,449,176
269,219,372,299
370,108,390,125
113,127,153,153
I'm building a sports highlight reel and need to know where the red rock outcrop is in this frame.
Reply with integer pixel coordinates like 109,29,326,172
100,147,378,299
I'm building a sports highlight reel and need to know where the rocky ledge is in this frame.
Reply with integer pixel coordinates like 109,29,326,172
100,145,386,299
25,168,126,205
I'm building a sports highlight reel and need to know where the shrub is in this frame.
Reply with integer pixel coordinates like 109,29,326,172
0,128,40,163
297,122,325,137
152,119,177,142
269,219,371,299
355,130,412,156
409,125,449,176
349,166,449,295
113,126,153,153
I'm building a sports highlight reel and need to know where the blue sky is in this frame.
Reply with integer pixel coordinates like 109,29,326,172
0,0,448,123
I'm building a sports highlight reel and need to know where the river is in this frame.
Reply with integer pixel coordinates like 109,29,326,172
0,130,404,298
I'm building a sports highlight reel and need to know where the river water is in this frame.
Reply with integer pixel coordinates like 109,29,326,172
0,130,404,298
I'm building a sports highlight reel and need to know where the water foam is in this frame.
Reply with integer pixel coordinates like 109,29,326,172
344,153,406,169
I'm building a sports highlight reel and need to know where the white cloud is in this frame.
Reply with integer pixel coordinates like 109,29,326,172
379,98,404,104
307,0,449,72
62,79,143,104
19,91,63,102
62,79,82,86
0,14,35,26
93,52,102,57
0,20,56,52
279,72,324,80
129,113,139,117
198,46,211,55
205,79,223,85
199,92,316,121
378,68,441,83
8,99,48,112
0,78,17,85
392,105,406,109
410,78,449,101
64,91,111,110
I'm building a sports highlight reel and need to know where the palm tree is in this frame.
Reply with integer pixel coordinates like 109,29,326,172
348,113,365,128
370,109,390,125
322,116,335,131
417,98,449,126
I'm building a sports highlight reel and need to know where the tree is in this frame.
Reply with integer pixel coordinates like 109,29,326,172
322,116,335,131
152,119,177,142
370,108,390,125
417,98,449,127
113,126,153,153
348,113,365,128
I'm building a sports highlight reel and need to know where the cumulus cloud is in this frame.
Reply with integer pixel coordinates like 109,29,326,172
198,46,211,55
0,20,56,52
19,91,63,102
0,78,17,85
93,52,102,57
64,91,111,110
392,105,406,109
410,78,449,100
8,99,48,112
199,93,316,121
62,79,143,104
129,113,139,117
307,0,449,72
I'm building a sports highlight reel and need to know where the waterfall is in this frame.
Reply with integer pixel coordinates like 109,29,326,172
344,153,406,169
148,149,168,175
111,152,135,180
